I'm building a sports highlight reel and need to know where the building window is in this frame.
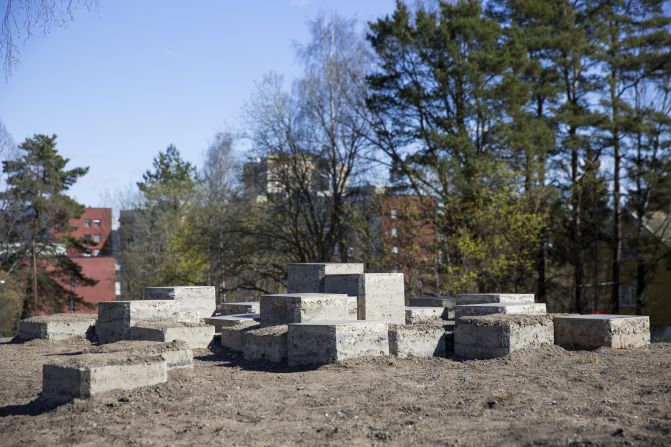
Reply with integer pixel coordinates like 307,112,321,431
93,219,101,227
390,209,398,219
391,246,399,254
92,249,100,256
390,227,398,238
84,219,91,228
93,234,101,243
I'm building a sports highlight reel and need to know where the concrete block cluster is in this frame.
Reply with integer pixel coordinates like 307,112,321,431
17,313,96,341
96,300,180,343
259,293,357,325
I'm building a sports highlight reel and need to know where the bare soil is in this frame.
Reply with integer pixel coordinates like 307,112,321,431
0,338,669,446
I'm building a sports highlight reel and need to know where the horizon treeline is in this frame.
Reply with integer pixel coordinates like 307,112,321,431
1,0,670,335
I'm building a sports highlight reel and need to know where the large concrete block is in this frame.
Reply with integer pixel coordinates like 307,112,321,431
144,286,216,321
259,293,356,325
90,340,193,369
96,300,180,343
220,320,261,352
452,293,535,305
389,323,446,358
287,263,365,293
405,306,445,324
17,313,96,341
454,303,546,319
454,314,554,359
243,325,288,363
324,273,405,324
127,321,215,349
217,302,260,316
42,352,167,403
205,314,259,333
408,296,457,309
287,320,389,366
553,314,650,349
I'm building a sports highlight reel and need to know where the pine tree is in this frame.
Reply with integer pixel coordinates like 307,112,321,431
0,134,94,316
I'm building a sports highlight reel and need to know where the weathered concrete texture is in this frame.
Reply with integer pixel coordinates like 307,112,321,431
90,340,193,369
389,323,446,358
409,296,457,309
452,294,535,305
287,263,365,293
454,303,547,319
287,320,389,367
127,321,215,349
217,302,260,316
553,314,650,349
17,313,96,341
96,300,180,344
220,320,261,352
42,352,167,403
260,293,356,325
144,286,216,321
405,307,445,324
243,325,288,363
454,314,554,359
205,314,260,333
324,273,405,324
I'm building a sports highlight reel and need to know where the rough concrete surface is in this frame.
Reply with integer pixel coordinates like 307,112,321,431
452,294,535,305
96,301,180,344
287,320,389,366
220,322,260,352
325,273,405,324
404,306,444,324
216,302,260,316
42,352,168,403
0,338,669,446
553,314,650,349
243,325,288,363
455,315,554,359
287,263,365,293
204,314,259,333
453,303,547,319
89,340,193,369
259,293,356,325
389,323,446,358
144,286,216,321
17,314,96,341
127,321,215,349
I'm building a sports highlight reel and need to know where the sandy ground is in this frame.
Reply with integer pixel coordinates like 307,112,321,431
0,338,669,446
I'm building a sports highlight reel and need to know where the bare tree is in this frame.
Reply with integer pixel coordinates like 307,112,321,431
1,0,96,77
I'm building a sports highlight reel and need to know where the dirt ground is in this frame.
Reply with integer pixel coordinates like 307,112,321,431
0,338,669,446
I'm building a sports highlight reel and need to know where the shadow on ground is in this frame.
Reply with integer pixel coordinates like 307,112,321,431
0,396,67,417
196,345,320,373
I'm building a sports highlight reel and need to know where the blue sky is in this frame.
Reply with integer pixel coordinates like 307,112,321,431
0,0,396,207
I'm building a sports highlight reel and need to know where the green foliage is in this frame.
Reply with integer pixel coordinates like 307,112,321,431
0,134,94,317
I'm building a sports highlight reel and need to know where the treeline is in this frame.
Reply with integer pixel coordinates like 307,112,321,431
1,1,670,335
120,0,671,316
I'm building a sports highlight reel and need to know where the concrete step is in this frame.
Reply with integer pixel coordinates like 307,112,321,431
18,313,96,341
552,314,650,349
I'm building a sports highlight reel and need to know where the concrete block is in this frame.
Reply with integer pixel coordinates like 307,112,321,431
324,273,405,324
287,263,364,293
454,303,546,319
90,340,193,369
454,314,554,359
287,320,389,366
127,321,215,349
409,296,458,309
217,301,260,316
389,323,446,358
405,306,445,324
452,293,535,305
96,300,180,344
205,314,259,333
42,352,167,403
144,286,216,320
259,293,356,325
220,321,260,352
553,314,650,349
17,313,96,341
243,325,288,363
